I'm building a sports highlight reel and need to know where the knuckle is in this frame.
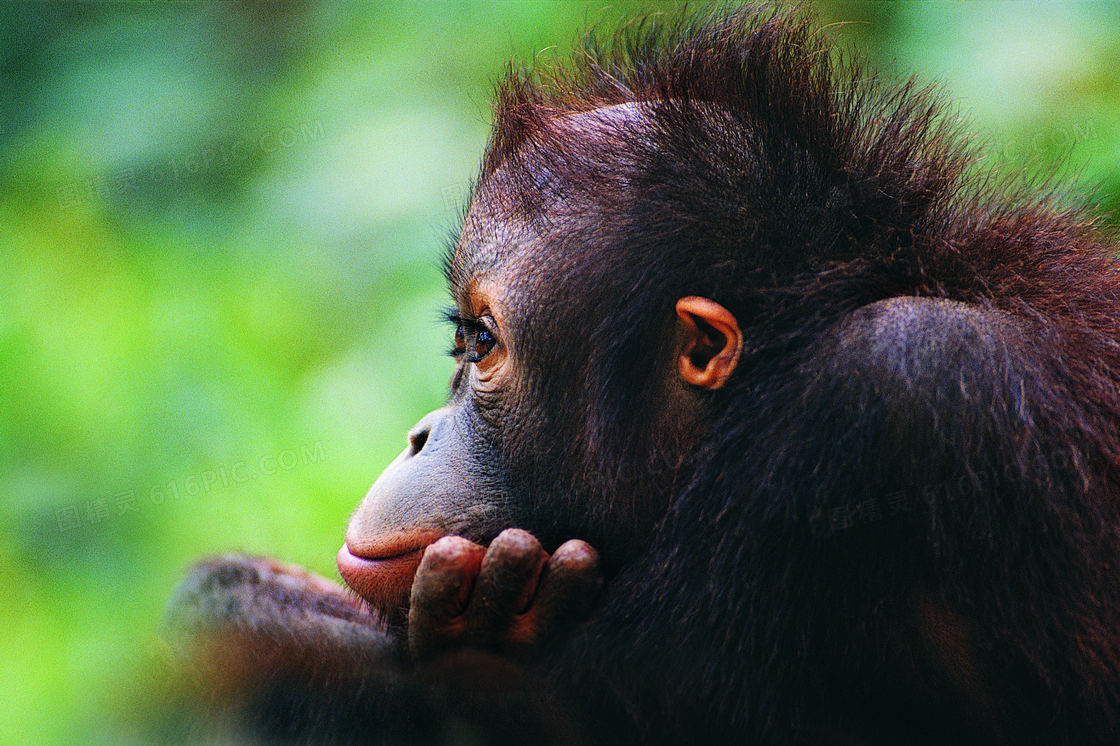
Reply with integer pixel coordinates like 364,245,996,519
424,536,483,568
489,528,544,559
550,540,601,575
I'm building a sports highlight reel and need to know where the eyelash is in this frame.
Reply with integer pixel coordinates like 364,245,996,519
446,311,499,363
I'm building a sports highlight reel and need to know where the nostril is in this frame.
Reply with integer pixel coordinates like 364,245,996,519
409,427,430,454
405,407,450,455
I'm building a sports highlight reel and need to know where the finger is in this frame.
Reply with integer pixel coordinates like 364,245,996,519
529,539,603,644
408,536,485,656
463,528,549,647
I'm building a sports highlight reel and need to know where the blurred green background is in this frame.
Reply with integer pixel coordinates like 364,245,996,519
1,1,1116,743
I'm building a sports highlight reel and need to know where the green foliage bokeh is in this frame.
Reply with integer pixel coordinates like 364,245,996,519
0,2,1116,743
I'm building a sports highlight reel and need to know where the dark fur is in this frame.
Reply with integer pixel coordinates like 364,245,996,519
452,6,1120,744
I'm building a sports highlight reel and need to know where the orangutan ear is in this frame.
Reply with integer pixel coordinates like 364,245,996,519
675,296,743,390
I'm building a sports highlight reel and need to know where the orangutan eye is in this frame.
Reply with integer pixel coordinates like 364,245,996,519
447,312,499,364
